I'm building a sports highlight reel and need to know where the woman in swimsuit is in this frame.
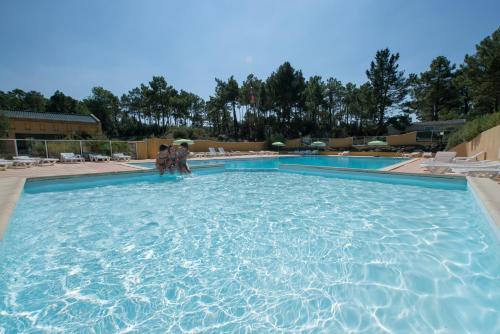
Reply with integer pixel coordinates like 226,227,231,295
166,145,177,173
176,142,191,174
156,144,169,175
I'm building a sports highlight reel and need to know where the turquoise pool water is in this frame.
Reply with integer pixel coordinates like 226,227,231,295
132,155,407,170
1,170,499,333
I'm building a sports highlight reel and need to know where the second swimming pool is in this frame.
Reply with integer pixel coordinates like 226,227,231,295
131,155,408,170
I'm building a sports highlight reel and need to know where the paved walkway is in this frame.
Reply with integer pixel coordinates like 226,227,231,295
0,155,282,179
0,177,25,239
0,161,143,179
389,158,429,174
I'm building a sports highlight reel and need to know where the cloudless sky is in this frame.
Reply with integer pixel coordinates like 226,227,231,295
0,0,499,100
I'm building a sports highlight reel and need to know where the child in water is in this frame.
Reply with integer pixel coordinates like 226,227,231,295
155,144,169,175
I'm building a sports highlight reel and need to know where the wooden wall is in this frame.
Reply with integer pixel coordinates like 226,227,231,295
8,119,102,138
450,125,500,160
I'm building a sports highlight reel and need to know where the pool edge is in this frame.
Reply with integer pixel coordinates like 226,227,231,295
0,177,25,240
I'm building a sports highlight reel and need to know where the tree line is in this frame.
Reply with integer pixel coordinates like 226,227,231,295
1,27,498,141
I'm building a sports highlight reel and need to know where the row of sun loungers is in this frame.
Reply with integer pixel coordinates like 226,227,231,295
0,152,132,170
420,150,500,177
60,152,131,163
291,150,321,155
192,147,278,158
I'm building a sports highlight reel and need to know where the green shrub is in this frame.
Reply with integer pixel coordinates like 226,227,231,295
30,141,47,157
167,126,210,140
111,141,131,154
47,141,81,158
172,127,189,139
85,140,110,154
446,112,500,149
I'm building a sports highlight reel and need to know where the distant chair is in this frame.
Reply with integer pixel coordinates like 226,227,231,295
339,151,350,156
218,147,240,156
192,152,206,158
112,153,132,161
402,152,422,158
208,147,222,156
60,152,85,163
217,147,229,156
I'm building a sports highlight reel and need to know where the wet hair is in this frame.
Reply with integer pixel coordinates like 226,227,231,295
159,144,168,151
181,142,188,148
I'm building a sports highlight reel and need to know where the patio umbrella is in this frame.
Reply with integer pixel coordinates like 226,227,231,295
367,140,388,146
173,139,194,145
310,141,326,147
272,141,285,147
272,141,285,153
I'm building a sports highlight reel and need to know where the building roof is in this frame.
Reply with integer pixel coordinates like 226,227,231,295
1,110,100,124
411,119,466,127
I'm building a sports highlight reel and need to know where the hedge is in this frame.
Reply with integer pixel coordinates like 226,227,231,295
446,112,500,149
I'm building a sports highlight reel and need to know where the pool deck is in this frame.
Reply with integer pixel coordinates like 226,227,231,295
0,155,499,239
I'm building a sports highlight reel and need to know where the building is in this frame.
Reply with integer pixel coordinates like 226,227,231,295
387,119,466,135
2,110,102,139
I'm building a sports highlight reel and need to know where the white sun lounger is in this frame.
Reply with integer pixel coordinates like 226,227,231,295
14,156,58,166
420,151,457,173
89,154,111,162
451,166,500,177
11,156,39,167
454,151,485,162
14,156,40,164
421,150,500,174
60,152,85,163
0,160,14,171
112,153,131,161
208,147,223,157
339,151,350,156
39,158,58,166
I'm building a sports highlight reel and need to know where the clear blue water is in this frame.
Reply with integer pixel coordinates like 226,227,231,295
132,155,407,170
1,170,499,333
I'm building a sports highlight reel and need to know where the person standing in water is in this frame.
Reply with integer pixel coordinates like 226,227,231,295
155,144,169,175
166,145,177,173
176,142,191,174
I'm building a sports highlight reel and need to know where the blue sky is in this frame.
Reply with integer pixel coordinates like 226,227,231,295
0,0,499,100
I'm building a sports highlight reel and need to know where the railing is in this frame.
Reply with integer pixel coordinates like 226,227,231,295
0,139,139,159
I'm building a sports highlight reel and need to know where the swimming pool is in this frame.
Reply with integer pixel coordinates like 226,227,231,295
1,169,499,332
131,155,407,170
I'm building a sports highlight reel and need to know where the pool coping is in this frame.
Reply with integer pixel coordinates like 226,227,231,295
0,177,25,240
280,163,466,181
468,177,500,230
380,158,419,171
1,162,498,240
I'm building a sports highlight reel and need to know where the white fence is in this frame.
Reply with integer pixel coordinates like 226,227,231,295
0,139,138,160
